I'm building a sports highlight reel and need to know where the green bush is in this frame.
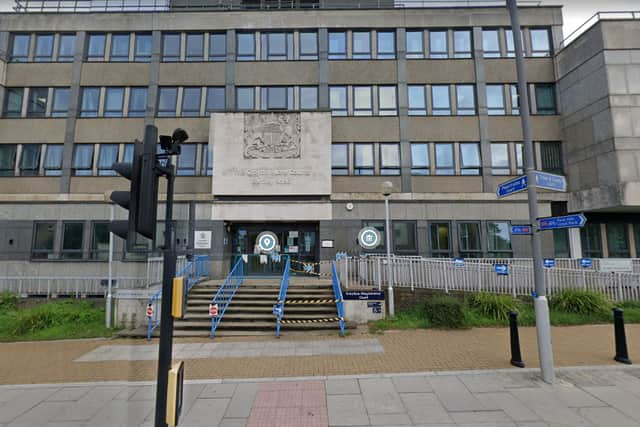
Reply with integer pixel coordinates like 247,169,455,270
469,292,520,322
550,289,612,315
0,292,18,312
425,296,465,328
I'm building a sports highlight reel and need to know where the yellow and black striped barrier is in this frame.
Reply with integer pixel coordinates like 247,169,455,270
284,298,341,305
280,317,344,324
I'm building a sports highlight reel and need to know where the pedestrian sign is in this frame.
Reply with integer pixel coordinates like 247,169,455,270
543,258,556,268
538,213,587,231
494,264,509,275
580,258,593,268
453,258,465,267
511,225,532,235
496,171,567,198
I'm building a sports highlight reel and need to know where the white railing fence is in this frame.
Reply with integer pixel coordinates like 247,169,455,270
0,276,147,298
146,255,187,286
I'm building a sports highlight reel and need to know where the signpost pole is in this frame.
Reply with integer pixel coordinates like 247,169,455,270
507,0,554,384
106,203,114,329
384,196,394,317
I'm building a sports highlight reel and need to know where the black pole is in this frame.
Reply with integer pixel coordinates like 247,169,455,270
613,308,632,365
154,158,176,427
509,310,525,368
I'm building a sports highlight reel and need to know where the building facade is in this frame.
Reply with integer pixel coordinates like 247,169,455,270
0,1,636,278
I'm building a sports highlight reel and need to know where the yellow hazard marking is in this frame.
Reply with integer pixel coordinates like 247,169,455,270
284,299,341,304
280,317,344,324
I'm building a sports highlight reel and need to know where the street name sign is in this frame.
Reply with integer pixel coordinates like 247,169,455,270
511,225,532,235
496,171,567,198
538,213,587,231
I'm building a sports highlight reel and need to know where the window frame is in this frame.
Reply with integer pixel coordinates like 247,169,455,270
236,32,256,61
185,33,205,62
328,31,347,60
236,86,255,110
534,83,557,115
72,144,95,176
97,144,119,176
110,33,130,62
19,144,41,176
103,87,125,117
329,86,347,116
299,86,318,110
487,221,513,258
581,223,603,258
61,222,84,260
181,87,203,117
378,86,397,116
458,221,483,258
482,29,501,58
261,32,293,61
453,29,472,59
408,85,427,116
393,220,418,254
128,87,148,117
607,223,631,258
540,142,563,175
459,142,481,176
434,142,454,175
299,31,319,60
208,32,227,61
201,144,213,176
205,86,225,114
354,143,375,176
79,87,100,118
57,34,76,62
10,33,31,62
3,87,24,118
430,222,451,257
431,85,451,116
379,143,400,176
410,142,430,176
34,33,55,62
51,87,70,118
331,143,349,176
376,30,396,59
157,87,178,117
43,144,63,176
530,27,552,57
161,33,181,62
32,221,57,260
456,84,476,115
90,222,110,261
27,87,49,118
429,30,448,59
406,30,424,59
352,30,372,59
353,86,373,116
491,143,511,175
176,144,197,176
134,33,152,62
86,33,106,61
0,144,17,177
487,84,506,115
260,86,294,111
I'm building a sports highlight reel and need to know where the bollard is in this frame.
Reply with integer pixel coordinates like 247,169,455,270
613,308,632,364
509,310,525,368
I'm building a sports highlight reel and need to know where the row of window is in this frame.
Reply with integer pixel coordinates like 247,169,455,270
3,84,556,118
9,27,552,63
0,143,213,177
579,223,640,259
330,141,562,177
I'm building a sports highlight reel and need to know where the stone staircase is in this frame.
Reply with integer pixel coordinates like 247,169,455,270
173,278,350,337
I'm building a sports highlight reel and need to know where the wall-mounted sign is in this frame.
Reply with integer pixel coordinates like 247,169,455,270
599,258,633,273
256,231,278,253
358,227,382,250
343,291,385,300
580,258,593,268
194,230,212,249
321,240,334,248
453,258,465,267
543,258,556,268
494,264,509,275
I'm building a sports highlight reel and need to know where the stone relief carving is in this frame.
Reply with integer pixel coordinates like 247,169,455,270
243,113,301,159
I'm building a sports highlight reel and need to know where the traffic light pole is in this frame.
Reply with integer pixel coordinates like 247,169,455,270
154,155,177,427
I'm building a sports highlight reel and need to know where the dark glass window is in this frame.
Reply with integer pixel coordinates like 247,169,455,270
453,30,472,58
86,33,106,61
4,88,24,118
581,223,602,258
202,145,213,176
32,222,56,259
530,28,552,57
393,221,417,253
329,86,347,116
44,145,63,176
487,222,512,257
482,29,500,58
110,34,130,62
408,85,426,116
80,87,100,117
177,144,196,176
299,32,318,60
328,31,346,59
134,33,152,62
411,143,429,175
431,85,451,115
607,224,630,258
261,32,293,61
10,34,30,62
157,87,178,116
487,85,505,115
299,86,318,110
97,144,119,176
0,145,17,176
27,87,48,118
237,33,255,61
34,34,54,62
62,222,84,259
363,221,386,251
540,142,563,174
331,144,348,176
260,87,293,110
406,30,424,59
435,143,454,175
72,145,94,176
104,87,125,117
378,86,397,116
185,33,204,61
456,85,475,115
491,143,510,175
52,88,70,117
553,229,570,258
209,33,226,61
429,30,448,58
57,34,75,62
430,222,451,257
460,143,481,175
128,87,148,117
535,84,557,115
162,33,181,62
353,86,373,116
354,144,374,175
236,87,255,110
380,144,400,176
19,144,41,176
181,87,202,116
90,223,110,260
377,31,395,59
458,222,482,258
206,87,225,113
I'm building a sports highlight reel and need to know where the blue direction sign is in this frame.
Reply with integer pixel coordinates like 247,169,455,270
494,264,509,275
496,176,528,198
580,258,593,268
543,258,556,268
453,258,465,267
538,213,587,231
511,225,532,235
496,171,567,198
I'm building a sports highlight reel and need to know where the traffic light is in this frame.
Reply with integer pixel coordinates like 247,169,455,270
110,125,159,248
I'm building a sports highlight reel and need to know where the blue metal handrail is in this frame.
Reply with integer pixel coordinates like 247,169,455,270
274,257,291,337
331,261,346,336
210,257,244,338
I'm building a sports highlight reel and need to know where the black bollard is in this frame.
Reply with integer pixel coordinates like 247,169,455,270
613,308,632,364
509,310,525,368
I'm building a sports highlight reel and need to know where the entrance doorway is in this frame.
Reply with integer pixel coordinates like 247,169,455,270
230,223,319,276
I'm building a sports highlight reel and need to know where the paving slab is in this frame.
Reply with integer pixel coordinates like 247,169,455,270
428,375,487,411
400,392,453,424
326,394,369,426
391,375,432,393
325,379,360,395
577,406,639,427
224,383,258,419
358,378,405,414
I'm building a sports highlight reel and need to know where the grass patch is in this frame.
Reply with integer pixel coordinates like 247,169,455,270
0,296,115,342
369,302,431,332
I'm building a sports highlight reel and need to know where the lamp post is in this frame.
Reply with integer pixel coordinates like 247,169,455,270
381,181,394,317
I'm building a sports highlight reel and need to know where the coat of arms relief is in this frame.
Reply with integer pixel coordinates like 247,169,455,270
243,113,301,159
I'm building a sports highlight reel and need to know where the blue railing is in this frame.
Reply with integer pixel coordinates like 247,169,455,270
210,257,244,338
146,255,210,340
274,257,291,337
331,261,346,337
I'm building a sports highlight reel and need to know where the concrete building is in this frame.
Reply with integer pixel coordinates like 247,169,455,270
0,0,636,278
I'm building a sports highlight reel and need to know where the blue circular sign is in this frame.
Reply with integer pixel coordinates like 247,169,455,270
257,231,278,253
358,227,381,250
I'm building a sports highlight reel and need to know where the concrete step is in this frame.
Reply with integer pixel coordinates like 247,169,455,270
182,312,337,321
187,299,336,307
186,305,337,314
175,320,343,330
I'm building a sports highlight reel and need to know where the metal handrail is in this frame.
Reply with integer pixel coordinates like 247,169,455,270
331,261,345,336
210,257,244,338
274,257,291,337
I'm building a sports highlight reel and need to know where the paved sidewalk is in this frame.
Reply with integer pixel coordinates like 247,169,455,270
2,366,640,426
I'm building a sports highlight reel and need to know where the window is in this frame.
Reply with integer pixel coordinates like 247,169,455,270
44,145,63,176
32,222,56,259
406,30,424,59
515,143,524,174
0,145,17,176
134,33,152,62
411,143,429,175
260,87,293,110
453,30,472,58
430,223,451,257
535,84,556,115
87,33,106,61
331,144,349,176
202,144,213,176
34,34,54,62
261,32,293,60
299,32,318,60
353,86,373,116
378,86,397,116
162,33,181,62
363,221,386,251
97,144,119,176
456,85,475,115
72,145,94,176
377,31,395,59
206,87,225,113
352,31,371,59
328,31,346,59
19,144,41,176
236,87,255,110
209,33,226,61
505,29,516,57
185,33,204,61
408,85,426,116
510,85,520,115
491,143,510,175
487,222,512,257
110,34,130,61
299,86,318,110
128,87,147,117
460,143,481,175
329,86,347,116
607,224,630,258
104,87,125,117
530,28,551,57
10,34,30,62
486,85,505,115
182,87,202,116
354,144,374,175
3,88,24,117
429,30,448,58
52,88,70,117
57,34,75,62
157,87,178,117
458,222,482,258
581,223,602,258
237,33,255,61
123,143,134,163
553,229,570,258
635,225,640,256
177,144,196,176
90,223,110,260
435,143,454,175
394,221,417,253
62,222,84,259
431,85,451,115
482,29,500,58
380,144,400,175
80,87,100,117
27,87,48,118
539,142,563,175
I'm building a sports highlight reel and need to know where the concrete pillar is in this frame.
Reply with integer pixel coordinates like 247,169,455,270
318,28,329,110
568,227,582,258
225,29,236,110
396,28,411,193
144,30,162,125
473,27,493,193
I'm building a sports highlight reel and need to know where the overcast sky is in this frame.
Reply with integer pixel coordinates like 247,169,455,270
0,0,638,41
